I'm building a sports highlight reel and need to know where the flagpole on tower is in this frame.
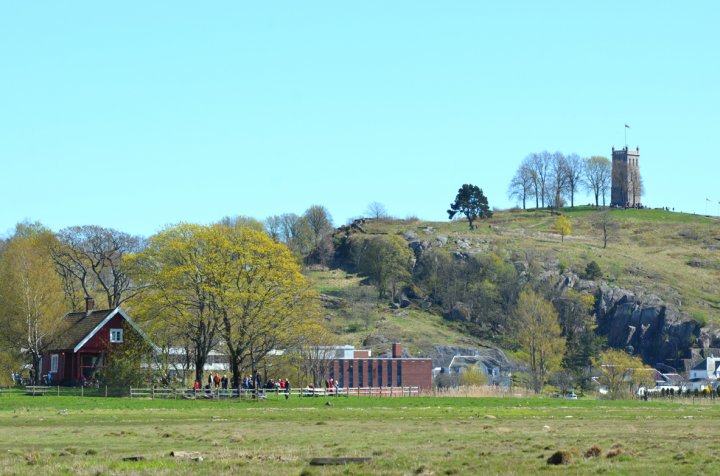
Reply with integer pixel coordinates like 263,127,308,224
624,124,630,148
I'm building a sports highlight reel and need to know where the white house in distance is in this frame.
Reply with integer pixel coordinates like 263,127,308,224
687,356,720,391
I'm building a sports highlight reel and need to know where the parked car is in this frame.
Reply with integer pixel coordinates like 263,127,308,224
565,392,578,400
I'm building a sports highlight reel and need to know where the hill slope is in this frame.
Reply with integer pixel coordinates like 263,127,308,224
308,207,720,362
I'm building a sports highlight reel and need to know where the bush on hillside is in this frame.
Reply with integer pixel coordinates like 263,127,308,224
584,260,602,280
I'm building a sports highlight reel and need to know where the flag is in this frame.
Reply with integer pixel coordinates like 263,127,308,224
625,124,630,128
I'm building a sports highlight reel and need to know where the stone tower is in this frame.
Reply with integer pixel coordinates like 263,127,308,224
611,146,641,207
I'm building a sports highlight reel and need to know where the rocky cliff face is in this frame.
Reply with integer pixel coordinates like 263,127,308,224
595,284,700,365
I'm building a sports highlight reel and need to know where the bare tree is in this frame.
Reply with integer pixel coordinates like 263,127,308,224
583,156,611,208
564,153,584,208
629,166,644,206
303,205,334,246
508,162,534,209
277,213,313,255
264,215,282,242
528,152,551,208
591,210,618,248
547,152,569,209
366,201,388,221
52,226,145,309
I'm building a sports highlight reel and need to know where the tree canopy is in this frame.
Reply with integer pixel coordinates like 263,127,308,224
130,223,320,388
515,288,565,393
447,184,493,229
0,227,67,384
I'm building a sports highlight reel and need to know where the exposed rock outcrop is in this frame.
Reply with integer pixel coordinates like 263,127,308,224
596,284,700,365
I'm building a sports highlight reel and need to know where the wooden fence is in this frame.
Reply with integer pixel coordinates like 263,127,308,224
129,386,420,400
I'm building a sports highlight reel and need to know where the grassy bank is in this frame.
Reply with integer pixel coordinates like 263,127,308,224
1,393,719,474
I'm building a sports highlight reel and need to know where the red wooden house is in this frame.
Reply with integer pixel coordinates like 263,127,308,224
41,299,150,385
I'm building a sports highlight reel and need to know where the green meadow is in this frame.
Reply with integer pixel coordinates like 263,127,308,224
1,392,718,475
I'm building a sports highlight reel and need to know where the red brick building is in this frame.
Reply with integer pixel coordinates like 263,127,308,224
327,343,432,390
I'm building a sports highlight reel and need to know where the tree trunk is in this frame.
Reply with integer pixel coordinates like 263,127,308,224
194,353,206,385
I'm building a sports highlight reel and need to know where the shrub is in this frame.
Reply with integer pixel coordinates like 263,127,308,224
585,260,603,280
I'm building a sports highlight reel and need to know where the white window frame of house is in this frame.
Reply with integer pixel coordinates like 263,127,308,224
50,354,59,373
110,328,124,343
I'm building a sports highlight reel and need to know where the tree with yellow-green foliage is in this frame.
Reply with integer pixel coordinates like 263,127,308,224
211,224,320,389
128,223,223,385
595,349,655,400
130,223,320,389
515,288,565,393
554,215,571,242
460,365,488,387
0,223,67,384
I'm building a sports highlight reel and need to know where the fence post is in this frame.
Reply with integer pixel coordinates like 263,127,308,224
81,385,84,398
152,387,155,399
57,385,60,396
130,387,133,399
105,385,108,398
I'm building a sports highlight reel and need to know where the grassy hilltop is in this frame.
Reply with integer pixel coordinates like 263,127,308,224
309,207,720,355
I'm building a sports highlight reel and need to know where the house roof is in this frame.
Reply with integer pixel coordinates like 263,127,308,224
49,307,153,353
49,309,117,351
691,358,720,373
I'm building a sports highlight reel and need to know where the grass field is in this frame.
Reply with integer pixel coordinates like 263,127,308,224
2,392,719,475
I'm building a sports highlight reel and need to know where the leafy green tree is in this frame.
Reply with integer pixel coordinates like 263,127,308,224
354,235,414,301
447,184,493,229
0,226,68,384
130,223,320,389
96,327,156,392
128,224,222,384
595,349,654,399
554,289,602,384
554,215,571,242
515,288,565,393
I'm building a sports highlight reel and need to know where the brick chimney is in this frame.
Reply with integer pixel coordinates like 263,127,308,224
85,297,95,315
392,343,402,359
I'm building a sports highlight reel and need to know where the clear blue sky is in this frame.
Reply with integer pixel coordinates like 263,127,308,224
2,2,719,237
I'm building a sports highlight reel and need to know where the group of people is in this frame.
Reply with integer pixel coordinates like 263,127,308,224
192,373,292,399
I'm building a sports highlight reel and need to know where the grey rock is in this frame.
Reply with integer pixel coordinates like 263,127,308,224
596,284,700,365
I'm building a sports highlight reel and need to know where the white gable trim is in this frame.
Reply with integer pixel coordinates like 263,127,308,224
73,307,156,353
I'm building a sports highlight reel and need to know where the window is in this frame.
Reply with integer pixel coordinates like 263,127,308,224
50,354,59,373
110,328,123,343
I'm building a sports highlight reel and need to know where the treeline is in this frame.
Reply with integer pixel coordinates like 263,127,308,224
0,196,628,393
0,213,336,388
508,151,614,209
